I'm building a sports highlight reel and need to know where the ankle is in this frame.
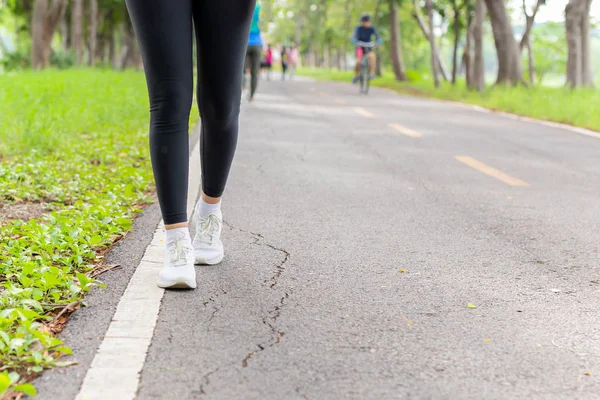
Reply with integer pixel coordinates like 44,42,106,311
166,227,191,243
196,197,222,217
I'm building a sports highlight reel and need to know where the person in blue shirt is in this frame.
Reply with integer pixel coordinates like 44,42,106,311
352,13,383,83
245,3,263,101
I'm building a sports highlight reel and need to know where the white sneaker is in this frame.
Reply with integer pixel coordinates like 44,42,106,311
157,231,197,289
192,210,224,265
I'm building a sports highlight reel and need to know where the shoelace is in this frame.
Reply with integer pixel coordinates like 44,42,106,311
198,214,220,245
169,234,191,266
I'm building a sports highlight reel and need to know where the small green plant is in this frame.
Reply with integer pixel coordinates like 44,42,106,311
50,50,75,70
0,69,200,396
0,48,30,71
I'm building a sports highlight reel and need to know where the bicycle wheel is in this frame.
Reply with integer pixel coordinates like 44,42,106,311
359,57,369,94
359,72,365,94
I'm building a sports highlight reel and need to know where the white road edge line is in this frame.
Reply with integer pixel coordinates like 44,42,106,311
459,103,600,140
75,140,202,400
373,84,600,140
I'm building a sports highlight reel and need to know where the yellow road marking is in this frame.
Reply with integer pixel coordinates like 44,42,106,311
335,98,346,105
388,123,423,138
455,156,529,187
353,107,374,118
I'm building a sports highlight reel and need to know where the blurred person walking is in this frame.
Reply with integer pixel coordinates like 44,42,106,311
245,3,263,101
288,44,299,80
281,46,288,81
261,44,273,81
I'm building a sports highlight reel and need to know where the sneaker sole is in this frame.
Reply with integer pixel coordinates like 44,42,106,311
194,253,224,266
156,277,197,289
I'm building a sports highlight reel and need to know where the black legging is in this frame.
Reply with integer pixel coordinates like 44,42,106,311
126,0,255,225
246,45,262,99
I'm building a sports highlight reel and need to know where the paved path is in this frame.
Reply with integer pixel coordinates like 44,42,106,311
35,78,600,399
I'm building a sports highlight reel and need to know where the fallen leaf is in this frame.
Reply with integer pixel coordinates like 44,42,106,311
398,269,405,273
467,303,476,309
485,339,490,343
584,372,592,376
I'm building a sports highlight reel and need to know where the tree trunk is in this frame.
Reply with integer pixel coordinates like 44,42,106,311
374,0,383,76
451,1,461,84
519,0,543,50
426,0,440,87
120,18,134,69
464,19,474,87
31,0,67,69
109,24,117,68
88,0,98,66
581,0,593,86
413,0,449,81
71,0,83,65
389,0,407,81
565,0,585,87
526,36,535,84
484,0,524,85
520,0,544,84
342,0,354,71
473,0,485,91
60,11,68,51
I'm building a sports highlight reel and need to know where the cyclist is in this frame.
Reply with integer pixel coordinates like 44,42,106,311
126,0,256,289
352,13,383,84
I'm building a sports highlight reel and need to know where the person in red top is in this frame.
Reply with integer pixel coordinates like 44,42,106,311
261,44,273,81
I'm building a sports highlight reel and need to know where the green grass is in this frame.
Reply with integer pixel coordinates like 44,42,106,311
298,68,600,132
0,69,196,397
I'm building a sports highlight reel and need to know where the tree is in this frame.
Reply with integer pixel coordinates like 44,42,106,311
565,0,593,87
520,0,545,84
88,0,98,66
463,4,474,87
472,0,485,91
71,0,83,65
413,0,449,81
532,22,567,84
450,0,464,84
389,0,407,80
31,0,67,69
484,0,524,85
426,0,440,87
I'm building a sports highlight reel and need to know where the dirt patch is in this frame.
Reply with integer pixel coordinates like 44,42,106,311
0,202,47,224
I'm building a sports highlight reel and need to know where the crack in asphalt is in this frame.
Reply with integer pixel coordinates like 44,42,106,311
222,221,292,369
202,288,227,330
198,368,219,396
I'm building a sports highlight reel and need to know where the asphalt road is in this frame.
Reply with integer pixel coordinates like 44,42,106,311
36,76,600,399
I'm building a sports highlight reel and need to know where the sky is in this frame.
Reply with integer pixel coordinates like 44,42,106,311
512,0,600,23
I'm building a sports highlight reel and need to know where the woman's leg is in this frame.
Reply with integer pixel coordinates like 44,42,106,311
192,0,255,200
126,0,197,289
190,0,255,265
249,45,262,100
126,0,193,227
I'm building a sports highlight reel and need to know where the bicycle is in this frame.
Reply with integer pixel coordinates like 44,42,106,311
356,41,375,95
